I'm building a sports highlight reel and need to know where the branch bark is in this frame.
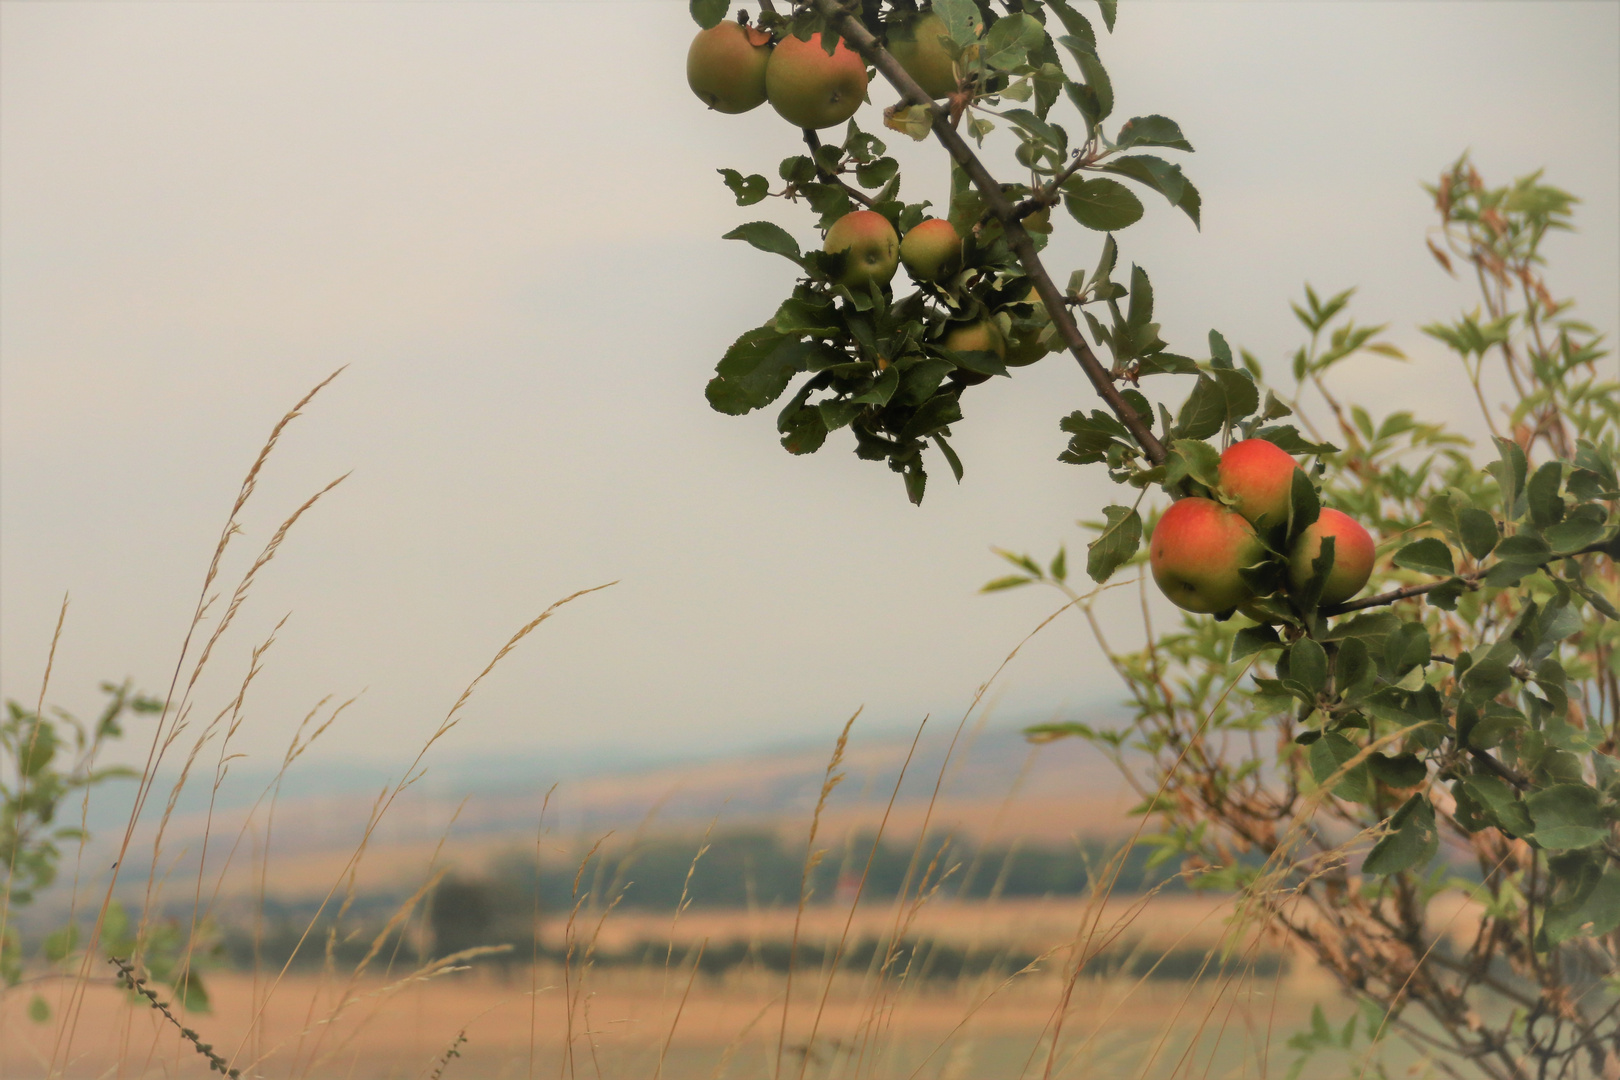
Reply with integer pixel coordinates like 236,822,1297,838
813,0,1167,465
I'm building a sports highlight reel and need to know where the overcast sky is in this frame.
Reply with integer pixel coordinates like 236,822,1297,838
3,1,1617,777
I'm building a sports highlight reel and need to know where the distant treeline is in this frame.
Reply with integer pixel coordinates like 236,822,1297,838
500,829,1183,912
206,831,1201,976
216,924,1283,984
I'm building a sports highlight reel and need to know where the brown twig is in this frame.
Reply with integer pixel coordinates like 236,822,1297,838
802,129,879,209
812,0,1167,465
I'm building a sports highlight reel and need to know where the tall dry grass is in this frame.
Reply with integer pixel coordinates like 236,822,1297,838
0,375,1382,1080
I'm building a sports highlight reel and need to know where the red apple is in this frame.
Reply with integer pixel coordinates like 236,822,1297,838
824,210,899,289
686,22,772,115
1150,498,1265,613
766,33,869,130
899,218,961,282
1218,438,1300,530
1289,508,1376,604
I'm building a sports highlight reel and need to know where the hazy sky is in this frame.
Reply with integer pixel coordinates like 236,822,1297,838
3,1,1617,774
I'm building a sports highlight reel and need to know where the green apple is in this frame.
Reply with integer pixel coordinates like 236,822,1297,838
899,218,962,282
941,318,1005,358
1289,508,1376,604
1150,497,1265,613
824,210,899,289
1218,438,1301,530
686,22,771,114
885,12,963,100
766,33,869,130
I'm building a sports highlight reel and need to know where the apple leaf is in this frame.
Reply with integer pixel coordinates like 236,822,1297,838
1383,621,1432,679
706,328,806,416
1251,424,1339,456
1543,869,1620,945
1096,155,1199,229
722,221,803,266
1115,114,1193,152
1392,538,1455,578
1165,438,1220,492
1230,624,1282,662
1526,460,1565,528
1368,752,1427,790
689,0,726,29
1310,732,1372,804
1282,638,1328,700
1457,507,1499,560
1062,178,1142,232
1363,795,1438,876
1527,784,1609,850
1043,0,1096,51
1086,505,1142,583
1454,774,1533,836
983,13,1043,71
1172,374,1225,441
1095,0,1118,32
934,0,983,46
718,169,769,206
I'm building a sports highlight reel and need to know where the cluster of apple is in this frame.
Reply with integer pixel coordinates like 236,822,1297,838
688,15,1023,365
1149,438,1376,615
686,12,963,126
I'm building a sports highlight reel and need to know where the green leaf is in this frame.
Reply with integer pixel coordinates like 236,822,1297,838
1392,538,1454,577
1544,869,1620,944
1526,460,1565,528
1252,424,1339,456
722,221,803,266
1212,368,1260,428
1059,409,1130,464
1044,0,1096,50
1457,507,1499,560
706,328,804,415
1073,52,1113,121
1527,784,1609,850
932,434,964,483
1114,115,1193,152
1231,624,1282,662
1368,753,1426,789
1311,732,1371,803
934,0,984,47
718,169,769,206
1283,638,1328,699
689,0,726,29
1323,611,1401,645
1456,774,1533,836
1363,795,1438,876
1062,178,1144,231
1460,658,1513,709
1172,374,1225,441
1165,438,1221,491
982,575,1035,593
29,994,50,1023
1086,505,1142,583
983,13,1043,70
779,402,828,455
1050,546,1068,583
1383,621,1431,679
1490,437,1528,519
855,157,899,190
1094,0,1117,33
1545,504,1608,553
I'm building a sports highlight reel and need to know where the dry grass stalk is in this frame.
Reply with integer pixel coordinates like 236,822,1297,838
776,709,858,1080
